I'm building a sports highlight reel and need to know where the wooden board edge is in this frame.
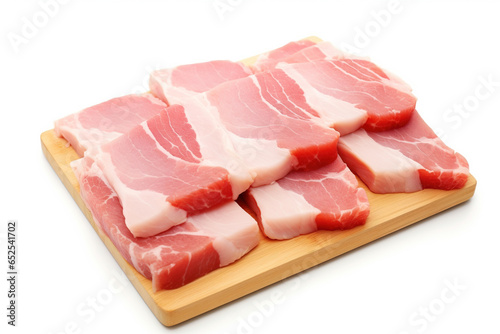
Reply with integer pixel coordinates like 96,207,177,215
40,130,166,325
41,129,477,326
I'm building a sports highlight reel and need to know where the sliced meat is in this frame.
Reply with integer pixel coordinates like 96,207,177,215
250,39,317,72
152,61,366,140
338,111,470,193
95,102,254,237
204,71,340,186
278,59,417,132
249,40,415,133
54,93,167,156
150,63,343,187
244,157,370,240
257,40,411,96
149,60,253,105
72,157,259,291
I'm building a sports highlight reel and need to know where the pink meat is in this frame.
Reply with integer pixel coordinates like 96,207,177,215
244,157,370,240
54,93,167,156
279,59,417,132
72,157,259,291
251,39,317,72
205,70,340,186
249,40,415,133
95,103,254,237
149,60,253,105
338,111,470,193
255,40,411,95
150,60,344,187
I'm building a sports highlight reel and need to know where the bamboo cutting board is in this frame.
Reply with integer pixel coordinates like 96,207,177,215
40,130,476,326
40,37,477,326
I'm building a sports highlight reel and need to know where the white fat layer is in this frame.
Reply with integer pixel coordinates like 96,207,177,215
339,130,423,193
149,69,193,105
121,189,187,237
228,132,292,187
181,96,255,196
151,67,217,106
189,201,259,266
128,243,146,277
248,183,321,240
56,118,125,156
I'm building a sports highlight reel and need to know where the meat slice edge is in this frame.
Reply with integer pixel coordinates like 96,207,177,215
54,93,168,157
278,59,417,132
72,157,259,291
244,157,370,240
204,71,340,186
338,111,470,193
149,60,253,106
94,103,254,237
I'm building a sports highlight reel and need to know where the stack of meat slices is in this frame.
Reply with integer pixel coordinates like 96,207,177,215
54,38,469,291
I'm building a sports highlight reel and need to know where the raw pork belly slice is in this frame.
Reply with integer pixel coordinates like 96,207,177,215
280,41,414,106
258,40,411,96
205,71,340,186
149,60,253,105
250,40,415,133
244,157,370,240
338,111,470,193
251,39,317,72
72,157,259,291
54,93,167,156
149,60,345,186
96,103,254,237
278,59,417,132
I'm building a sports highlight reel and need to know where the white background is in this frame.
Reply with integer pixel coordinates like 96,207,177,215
1,1,499,333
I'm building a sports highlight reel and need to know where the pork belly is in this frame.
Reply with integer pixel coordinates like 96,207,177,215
72,157,259,291
244,157,369,240
94,102,254,237
149,60,252,105
338,111,470,193
54,93,167,156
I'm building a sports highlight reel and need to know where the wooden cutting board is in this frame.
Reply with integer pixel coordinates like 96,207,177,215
40,37,477,326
